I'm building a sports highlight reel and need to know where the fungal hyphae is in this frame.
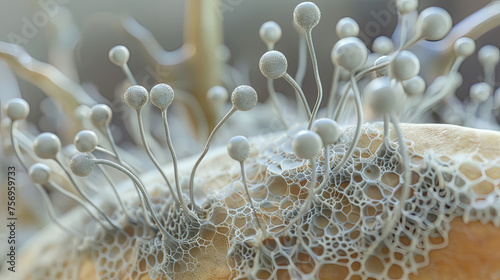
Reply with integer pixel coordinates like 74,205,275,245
1,1,500,279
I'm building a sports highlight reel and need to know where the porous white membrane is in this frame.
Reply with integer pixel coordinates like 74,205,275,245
8,123,500,280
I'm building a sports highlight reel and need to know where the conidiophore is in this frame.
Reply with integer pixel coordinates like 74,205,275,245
1,1,500,279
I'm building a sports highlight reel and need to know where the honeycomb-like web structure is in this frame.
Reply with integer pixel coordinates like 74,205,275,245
13,123,500,280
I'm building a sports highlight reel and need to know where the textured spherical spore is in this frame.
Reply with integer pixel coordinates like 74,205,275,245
70,153,97,177
293,2,321,30
124,85,149,110
231,85,258,111
259,50,288,79
150,83,175,110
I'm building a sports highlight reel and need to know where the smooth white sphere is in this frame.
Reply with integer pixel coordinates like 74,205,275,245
336,17,359,38
108,45,130,66
124,85,148,110
29,163,51,184
150,83,174,110
469,82,491,103
70,153,97,177
90,104,112,126
231,85,258,111
402,76,426,96
478,45,500,68
259,21,282,45
227,136,251,162
416,7,452,41
391,50,420,81
397,0,418,14
372,36,394,55
259,50,288,79
3,98,30,121
454,37,476,57
331,37,368,71
292,130,322,160
74,130,98,153
207,86,229,105
364,77,398,114
293,2,321,31
311,118,341,146
33,132,61,159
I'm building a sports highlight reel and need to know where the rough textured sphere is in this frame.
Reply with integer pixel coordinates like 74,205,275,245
227,136,251,162
331,37,368,71
28,163,51,184
33,132,61,159
150,83,175,110
292,130,322,160
231,85,258,111
259,50,288,79
293,2,321,30
70,153,97,177
3,98,30,121
124,85,149,110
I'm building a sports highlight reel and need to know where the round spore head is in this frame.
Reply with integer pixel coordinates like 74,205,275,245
74,130,98,153
469,82,492,103
478,45,500,69
108,45,130,66
391,50,420,81
227,136,251,162
90,104,112,127
3,98,30,121
402,76,426,96
416,7,452,41
29,163,51,184
336,17,359,38
33,132,61,159
454,37,476,58
150,83,174,110
372,36,394,55
292,130,322,160
293,2,321,31
231,85,258,111
397,0,418,14
70,153,97,177
124,85,149,111
331,37,368,71
207,86,229,105
259,21,282,45
364,77,398,114
312,118,341,146
259,50,288,79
